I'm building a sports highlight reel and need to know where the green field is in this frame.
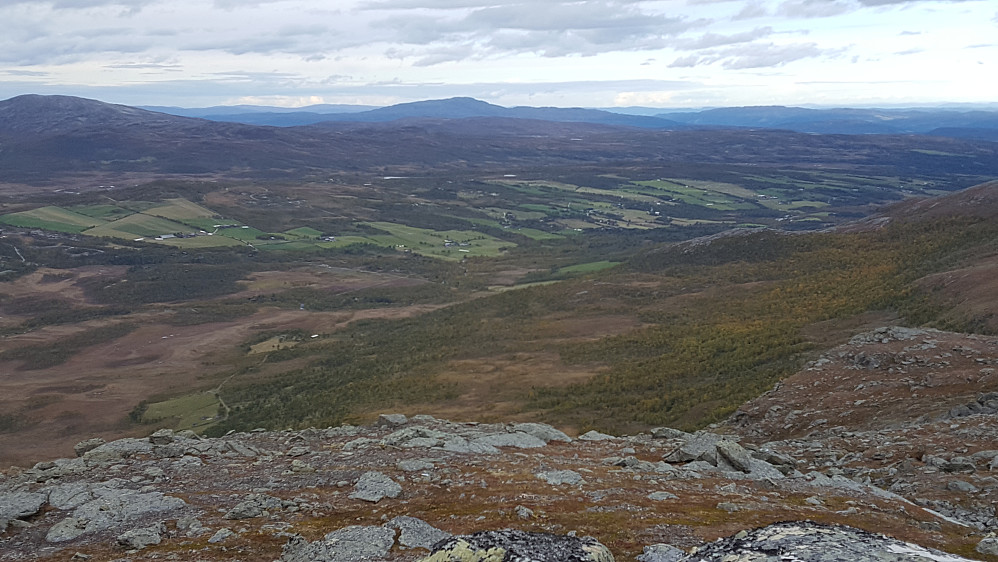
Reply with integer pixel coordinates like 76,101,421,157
216,226,270,241
284,227,324,239
558,260,620,274
362,222,510,259
632,180,753,211
84,213,195,238
153,235,246,248
70,204,134,220
0,206,106,233
511,228,564,240
144,198,217,221
142,392,221,432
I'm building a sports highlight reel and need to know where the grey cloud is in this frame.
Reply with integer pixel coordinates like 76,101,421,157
212,0,287,9
669,40,828,69
104,62,181,69
363,0,651,9
734,1,768,19
0,29,154,65
719,42,825,69
676,27,773,50
778,0,978,18
412,44,479,66
858,0,976,5
669,54,702,68
778,0,851,18
463,2,681,33
2,69,49,76
1,0,157,12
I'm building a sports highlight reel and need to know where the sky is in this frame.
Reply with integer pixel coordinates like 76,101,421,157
0,0,995,109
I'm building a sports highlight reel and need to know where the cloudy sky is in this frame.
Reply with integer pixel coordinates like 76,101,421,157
0,0,994,109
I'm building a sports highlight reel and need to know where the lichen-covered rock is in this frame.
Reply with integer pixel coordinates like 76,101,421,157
385,515,451,549
377,413,409,427
714,440,754,473
281,525,395,562
682,521,976,561
224,493,285,519
977,538,998,556
209,528,235,543
81,438,154,463
45,487,185,543
420,529,614,562
0,490,47,520
637,544,686,562
349,471,401,503
511,423,572,443
148,428,175,445
73,438,105,457
662,432,722,464
536,469,584,486
116,524,163,550
578,430,615,442
473,432,547,449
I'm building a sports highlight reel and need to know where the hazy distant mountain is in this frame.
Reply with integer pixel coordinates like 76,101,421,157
137,98,998,138
141,103,375,118
656,105,998,136
147,97,685,128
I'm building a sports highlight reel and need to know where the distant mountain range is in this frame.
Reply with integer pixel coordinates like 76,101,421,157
142,97,686,129
3,94,998,184
138,97,998,140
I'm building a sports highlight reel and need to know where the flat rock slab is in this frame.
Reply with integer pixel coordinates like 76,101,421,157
420,529,614,562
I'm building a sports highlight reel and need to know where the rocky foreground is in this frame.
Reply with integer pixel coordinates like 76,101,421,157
3,326,998,561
